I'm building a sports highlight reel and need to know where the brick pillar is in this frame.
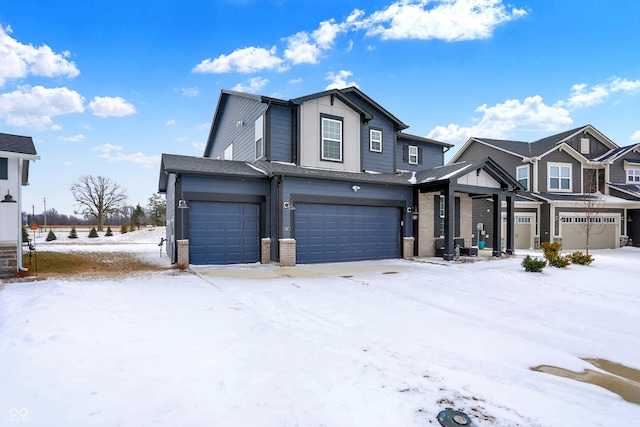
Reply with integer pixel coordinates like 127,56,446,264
279,238,296,267
261,238,271,264
403,237,415,260
0,243,18,278
176,239,189,269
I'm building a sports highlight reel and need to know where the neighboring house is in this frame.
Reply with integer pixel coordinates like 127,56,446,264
0,132,39,278
158,87,521,265
451,124,640,250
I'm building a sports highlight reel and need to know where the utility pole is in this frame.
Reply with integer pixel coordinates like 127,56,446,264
44,197,47,231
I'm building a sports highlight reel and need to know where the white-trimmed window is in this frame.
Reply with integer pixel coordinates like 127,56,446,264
548,163,571,191
0,157,7,180
408,145,419,165
255,116,264,160
370,129,382,152
223,144,233,160
627,167,640,183
321,116,343,161
580,138,590,154
516,165,529,191
439,195,445,236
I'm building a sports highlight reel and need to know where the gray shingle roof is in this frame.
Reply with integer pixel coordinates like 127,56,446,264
0,132,37,155
608,184,640,199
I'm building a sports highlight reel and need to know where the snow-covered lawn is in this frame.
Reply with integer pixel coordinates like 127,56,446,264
1,229,639,426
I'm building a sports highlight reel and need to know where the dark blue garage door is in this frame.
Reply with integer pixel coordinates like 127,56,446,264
295,203,401,264
189,201,260,264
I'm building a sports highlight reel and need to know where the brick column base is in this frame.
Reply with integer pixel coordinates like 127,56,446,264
176,239,189,269
279,239,296,267
403,237,415,260
261,238,271,264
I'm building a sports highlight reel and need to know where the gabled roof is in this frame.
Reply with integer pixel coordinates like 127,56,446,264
291,87,379,127
415,157,523,192
596,143,640,162
608,183,640,200
0,132,38,156
451,125,619,163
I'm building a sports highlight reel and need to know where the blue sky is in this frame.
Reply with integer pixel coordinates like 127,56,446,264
1,0,639,216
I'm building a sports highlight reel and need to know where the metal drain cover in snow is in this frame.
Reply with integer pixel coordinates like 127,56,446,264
437,410,472,426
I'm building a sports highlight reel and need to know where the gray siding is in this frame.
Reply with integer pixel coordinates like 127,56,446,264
563,133,611,160
208,96,267,161
396,141,444,171
610,150,640,183
361,123,395,173
539,150,582,192
540,203,550,243
455,142,523,180
268,104,292,163
182,174,269,197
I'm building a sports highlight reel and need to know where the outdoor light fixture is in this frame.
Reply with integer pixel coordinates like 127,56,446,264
352,185,361,192
178,199,189,209
0,190,16,203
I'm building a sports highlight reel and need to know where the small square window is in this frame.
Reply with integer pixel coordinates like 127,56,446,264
628,168,640,183
370,129,382,152
549,163,571,191
408,145,418,165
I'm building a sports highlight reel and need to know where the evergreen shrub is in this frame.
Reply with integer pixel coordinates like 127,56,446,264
68,227,78,239
46,230,57,242
88,227,99,238
522,255,547,272
105,226,113,237
568,251,594,265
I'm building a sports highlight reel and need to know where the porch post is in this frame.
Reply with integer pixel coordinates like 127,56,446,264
505,195,515,255
443,187,455,261
492,193,504,257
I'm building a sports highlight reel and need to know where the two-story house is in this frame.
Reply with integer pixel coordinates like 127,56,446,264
451,124,640,250
158,87,522,265
0,132,39,278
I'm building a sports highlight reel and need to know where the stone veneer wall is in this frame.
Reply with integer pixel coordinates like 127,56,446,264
0,243,18,278
418,192,473,257
279,239,296,267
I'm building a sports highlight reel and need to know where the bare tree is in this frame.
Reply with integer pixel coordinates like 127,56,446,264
578,172,606,255
70,175,128,231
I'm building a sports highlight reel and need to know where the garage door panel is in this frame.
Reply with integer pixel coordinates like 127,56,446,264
296,203,401,264
189,201,260,265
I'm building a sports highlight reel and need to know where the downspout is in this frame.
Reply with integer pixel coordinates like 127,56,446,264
17,156,27,271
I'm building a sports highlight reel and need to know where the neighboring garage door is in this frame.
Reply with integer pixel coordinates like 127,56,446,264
189,201,260,264
295,203,401,264
560,215,618,250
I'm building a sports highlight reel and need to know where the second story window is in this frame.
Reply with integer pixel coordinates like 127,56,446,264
0,158,7,180
548,163,571,191
516,165,529,190
408,145,419,165
321,116,343,162
255,116,264,160
370,129,382,152
628,168,640,183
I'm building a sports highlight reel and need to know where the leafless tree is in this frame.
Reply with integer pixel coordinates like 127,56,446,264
578,172,606,255
70,175,128,231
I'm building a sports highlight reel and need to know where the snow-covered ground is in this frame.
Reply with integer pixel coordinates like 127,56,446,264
1,228,639,426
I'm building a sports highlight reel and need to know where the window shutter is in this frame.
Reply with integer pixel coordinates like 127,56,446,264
455,197,461,237
403,145,409,163
418,147,423,165
434,195,441,237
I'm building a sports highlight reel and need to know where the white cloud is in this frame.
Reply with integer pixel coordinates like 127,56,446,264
0,25,80,87
92,143,159,167
91,143,123,154
173,87,199,97
192,142,207,151
631,130,640,142
165,119,175,126
89,96,136,118
232,77,270,94
609,77,640,93
198,122,210,130
313,19,343,50
564,83,609,109
0,85,84,129
357,0,527,41
192,46,286,74
428,95,572,143
58,134,85,142
325,70,359,90
283,32,322,65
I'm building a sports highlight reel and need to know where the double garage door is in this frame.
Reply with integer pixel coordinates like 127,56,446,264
187,201,402,265
295,203,401,264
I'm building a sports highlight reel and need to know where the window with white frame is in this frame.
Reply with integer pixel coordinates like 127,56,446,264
548,163,571,191
255,116,264,160
370,129,382,152
223,144,233,160
408,145,419,165
0,157,7,180
439,195,445,236
516,165,529,191
627,167,640,183
321,116,343,161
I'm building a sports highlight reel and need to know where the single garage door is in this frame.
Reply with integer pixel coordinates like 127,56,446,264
189,201,260,264
295,203,401,264
560,215,618,250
